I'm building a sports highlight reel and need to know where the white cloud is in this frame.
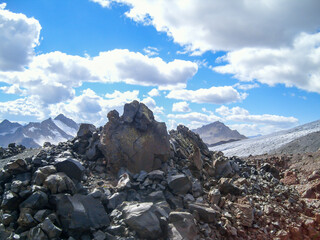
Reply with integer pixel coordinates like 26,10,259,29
143,46,159,56
0,96,47,120
172,101,191,112
168,112,220,125
148,88,160,97
0,49,197,106
0,4,41,71
216,106,298,128
0,84,24,95
166,86,247,104
216,105,249,116
141,96,164,115
90,0,111,8
214,32,320,94
94,0,320,53
49,89,140,126
234,83,260,91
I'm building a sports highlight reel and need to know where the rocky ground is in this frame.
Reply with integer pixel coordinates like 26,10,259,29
0,101,319,240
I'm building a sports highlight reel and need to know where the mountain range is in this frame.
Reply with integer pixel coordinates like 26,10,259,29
193,121,247,147
211,119,320,157
0,114,79,148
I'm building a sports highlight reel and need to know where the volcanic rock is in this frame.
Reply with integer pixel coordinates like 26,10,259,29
56,194,110,236
168,212,198,240
99,100,170,174
122,202,162,239
54,158,85,182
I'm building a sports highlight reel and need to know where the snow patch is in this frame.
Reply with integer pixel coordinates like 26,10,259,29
53,120,78,137
211,120,320,157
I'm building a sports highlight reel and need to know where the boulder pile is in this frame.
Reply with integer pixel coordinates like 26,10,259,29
0,101,319,239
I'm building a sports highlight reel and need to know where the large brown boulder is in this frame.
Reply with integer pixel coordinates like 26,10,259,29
99,101,170,174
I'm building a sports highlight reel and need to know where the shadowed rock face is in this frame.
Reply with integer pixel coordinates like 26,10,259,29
99,100,170,174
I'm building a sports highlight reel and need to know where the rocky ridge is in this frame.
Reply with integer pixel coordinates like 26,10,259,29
0,101,319,240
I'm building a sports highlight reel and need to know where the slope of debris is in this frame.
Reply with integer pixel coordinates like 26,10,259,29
0,101,319,240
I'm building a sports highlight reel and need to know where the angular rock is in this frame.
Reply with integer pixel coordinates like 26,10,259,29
167,174,191,195
54,158,85,182
17,208,37,228
20,191,48,210
218,178,242,196
34,209,52,223
56,194,110,235
233,203,254,227
99,101,171,174
148,170,165,181
1,191,20,210
33,165,57,186
28,226,48,240
40,217,62,239
44,172,76,194
188,203,218,223
107,192,127,210
77,123,96,139
122,202,162,239
4,159,28,174
212,157,234,179
168,212,198,240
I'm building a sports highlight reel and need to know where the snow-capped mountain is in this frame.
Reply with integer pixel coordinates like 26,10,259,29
0,114,79,148
0,119,22,136
211,119,320,157
193,121,246,146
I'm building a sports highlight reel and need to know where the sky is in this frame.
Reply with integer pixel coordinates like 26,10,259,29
0,0,319,136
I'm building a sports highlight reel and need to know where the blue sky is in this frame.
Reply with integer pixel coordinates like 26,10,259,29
0,0,319,136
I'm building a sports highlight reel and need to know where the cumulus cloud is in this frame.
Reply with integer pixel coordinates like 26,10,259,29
216,106,298,128
93,0,320,53
172,101,191,112
143,46,159,56
0,49,197,106
214,32,320,94
148,88,160,97
49,89,140,126
0,3,41,71
166,86,247,104
0,96,47,120
141,97,164,115
168,112,220,126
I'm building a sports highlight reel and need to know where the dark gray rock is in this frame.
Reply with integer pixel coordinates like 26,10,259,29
56,194,110,235
122,202,162,239
1,191,20,210
34,209,52,223
44,172,76,194
77,124,96,139
20,191,48,210
54,158,85,182
218,178,242,196
148,170,165,181
28,226,48,240
212,157,234,179
168,212,198,240
188,203,218,223
40,217,62,239
167,174,191,195
17,209,37,228
33,165,57,186
107,192,127,210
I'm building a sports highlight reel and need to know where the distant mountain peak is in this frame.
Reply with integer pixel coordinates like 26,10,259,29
0,115,79,148
54,113,67,121
193,121,246,146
